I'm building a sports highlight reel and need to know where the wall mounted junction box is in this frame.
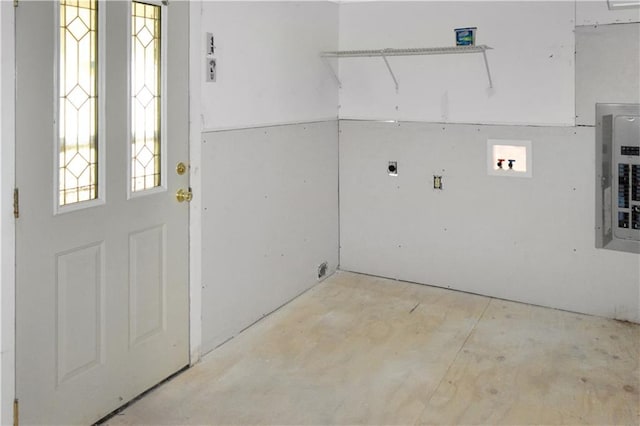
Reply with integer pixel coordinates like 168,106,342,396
596,103,640,254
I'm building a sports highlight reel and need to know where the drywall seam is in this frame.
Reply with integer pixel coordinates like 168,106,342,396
201,117,339,134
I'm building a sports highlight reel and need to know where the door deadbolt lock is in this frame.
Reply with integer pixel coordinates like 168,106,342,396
176,188,193,203
176,162,187,176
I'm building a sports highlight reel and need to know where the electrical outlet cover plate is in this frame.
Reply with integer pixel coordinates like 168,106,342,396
206,58,216,83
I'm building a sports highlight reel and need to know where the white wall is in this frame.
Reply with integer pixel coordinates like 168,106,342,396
0,1,16,423
576,0,640,25
338,1,576,126
201,122,339,353
339,121,640,322
194,1,340,354
575,23,640,126
198,1,339,130
336,0,639,322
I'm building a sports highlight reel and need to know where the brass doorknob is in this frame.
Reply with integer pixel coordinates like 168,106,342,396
176,188,193,203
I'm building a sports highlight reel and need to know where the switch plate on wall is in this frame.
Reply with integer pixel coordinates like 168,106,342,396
205,32,216,83
206,32,215,55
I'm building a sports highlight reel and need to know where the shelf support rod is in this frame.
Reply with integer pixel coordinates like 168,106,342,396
380,51,399,93
321,56,342,88
482,49,493,89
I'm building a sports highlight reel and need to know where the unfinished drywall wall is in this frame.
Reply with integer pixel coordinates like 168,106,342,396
339,120,639,322
576,0,640,25
575,23,640,126
201,121,339,353
198,1,339,130
338,1,575,125
193,0,639,356
193,1,340,355
336,0,639,322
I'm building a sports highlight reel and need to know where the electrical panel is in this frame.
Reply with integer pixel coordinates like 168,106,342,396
596,103,640,254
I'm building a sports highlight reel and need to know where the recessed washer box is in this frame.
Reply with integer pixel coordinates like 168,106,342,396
486,139,532,178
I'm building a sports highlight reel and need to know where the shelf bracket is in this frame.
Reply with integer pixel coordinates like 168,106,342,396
321,56,342,89
482,49,493,88
380,50,399,93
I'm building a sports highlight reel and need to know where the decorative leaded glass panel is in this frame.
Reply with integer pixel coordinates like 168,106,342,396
131,1,162,192
59,0,98,206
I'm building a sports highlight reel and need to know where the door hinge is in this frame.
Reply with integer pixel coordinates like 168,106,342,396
13,0,18,8
13,399,19,426
13,188,19,219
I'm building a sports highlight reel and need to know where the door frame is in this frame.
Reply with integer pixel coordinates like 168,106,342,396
1,1,17,424
188,0,203,365
0,1,205,423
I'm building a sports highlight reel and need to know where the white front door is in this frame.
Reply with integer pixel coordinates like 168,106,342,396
15,1,190,424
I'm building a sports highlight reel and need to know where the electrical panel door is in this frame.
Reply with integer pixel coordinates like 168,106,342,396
596,103,640,253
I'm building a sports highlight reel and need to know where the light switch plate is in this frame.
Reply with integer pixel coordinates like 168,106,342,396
206,33,215,55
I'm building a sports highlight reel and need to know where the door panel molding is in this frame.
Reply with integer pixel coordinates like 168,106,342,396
129,225,167,347
56,242,105,385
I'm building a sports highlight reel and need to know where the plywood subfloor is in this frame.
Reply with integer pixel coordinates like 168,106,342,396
105,271,640,425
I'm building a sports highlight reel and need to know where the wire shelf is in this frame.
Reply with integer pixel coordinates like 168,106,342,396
320,45,494,90
321,45,492,58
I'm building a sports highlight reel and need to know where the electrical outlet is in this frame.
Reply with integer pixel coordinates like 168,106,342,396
433,175,443,190
206,58,216,82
